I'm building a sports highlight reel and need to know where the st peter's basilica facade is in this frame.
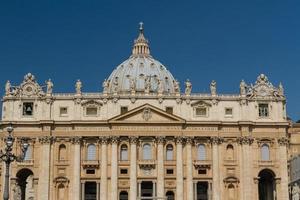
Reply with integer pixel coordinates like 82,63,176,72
0,24,290,200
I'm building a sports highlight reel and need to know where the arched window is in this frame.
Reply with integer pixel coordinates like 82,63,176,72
24,145,32,161
226,144,234,160
143,143,152,160
87,144,96,160
166,144,174,161
166,191,175,200
261,144,270,161
58,144,67,161
120,144,128,161
197,144,206,160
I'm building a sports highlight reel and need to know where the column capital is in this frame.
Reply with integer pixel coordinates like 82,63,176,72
70,136,82,144
237,136,254,145
99,136,110,144
39,136,55,144
185,136,194,145
209,136,224,145
156,136,165,144
175,136,185,144
110,136,120,144
129,136,139,144
278,137,289,146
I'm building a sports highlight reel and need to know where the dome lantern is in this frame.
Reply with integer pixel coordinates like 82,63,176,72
132,22,150,57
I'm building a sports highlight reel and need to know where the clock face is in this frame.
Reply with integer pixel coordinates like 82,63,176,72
23,84,36,96
258,86,269,97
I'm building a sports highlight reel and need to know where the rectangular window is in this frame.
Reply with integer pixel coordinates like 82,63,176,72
225,108,233,116
195,107,207,116
60,107,68,116
259,104,269,117
166,169,174,175
121,106,128,114
198,169,206,175
166,107,173,114
86,107,98,116
120,169,128,174
86,169,95,174
23,102,34,116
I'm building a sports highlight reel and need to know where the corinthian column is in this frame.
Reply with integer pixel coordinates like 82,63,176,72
37,136,53,200
100,137,109,200
156,136,165,199
129,136,138,200
71,137,81,200
278,137,289,200
176,136,184,200
110,136,119,200
186,137,194,200
210,137,223,200
238,136,254,200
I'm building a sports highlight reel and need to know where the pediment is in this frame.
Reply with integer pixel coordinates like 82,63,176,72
109,104,185,124
191,100,212,107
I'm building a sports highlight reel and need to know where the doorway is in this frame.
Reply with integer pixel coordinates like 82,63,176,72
141,181,153,197
258,169,276,200
16,168,34,200
84,182,97,200
197,182,208,200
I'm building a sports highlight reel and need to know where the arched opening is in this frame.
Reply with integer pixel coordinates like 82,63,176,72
166,144,174,160
166,191,175,200
226,144,234,160
143,143,152,160
15,168,34,200
258,169,276,200
120,144,128,161
197,144,206,160
87,144,96,160
58,144,67,161
119,191,128,200
261,144,270,161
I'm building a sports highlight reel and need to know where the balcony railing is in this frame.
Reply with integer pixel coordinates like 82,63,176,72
82,160,100,169
138,159,156,169
18,159,34,166
258,160,274,166
193,160,212,169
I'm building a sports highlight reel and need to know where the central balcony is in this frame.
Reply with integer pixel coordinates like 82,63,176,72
193,160,212,169
82,160,100,169
138,160,156,170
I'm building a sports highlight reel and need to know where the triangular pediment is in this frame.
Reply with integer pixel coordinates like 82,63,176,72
109,104,185,124
191,100,212,107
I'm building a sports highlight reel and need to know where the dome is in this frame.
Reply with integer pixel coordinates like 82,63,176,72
103,23,179,95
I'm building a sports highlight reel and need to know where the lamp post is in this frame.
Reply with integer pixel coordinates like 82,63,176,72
0,124,28,200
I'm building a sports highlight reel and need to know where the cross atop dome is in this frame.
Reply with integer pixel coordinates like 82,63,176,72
132,22,151,57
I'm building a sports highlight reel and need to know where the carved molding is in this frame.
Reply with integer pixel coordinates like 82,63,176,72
110,136,119,144
99,136,110,144
237,136,254,145
175,136,185,144
129,136,139,144
39,136,55,144
210,136,224,145
156,136,165,144
278,137,289,146
70,136,82,144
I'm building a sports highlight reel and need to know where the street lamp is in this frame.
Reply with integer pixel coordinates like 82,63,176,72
0,124,28,200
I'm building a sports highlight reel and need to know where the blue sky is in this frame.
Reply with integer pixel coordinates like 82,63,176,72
0,0,300,120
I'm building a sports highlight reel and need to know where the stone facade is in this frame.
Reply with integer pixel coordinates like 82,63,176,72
0,24,290,200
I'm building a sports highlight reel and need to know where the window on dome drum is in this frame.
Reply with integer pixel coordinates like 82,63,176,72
24,145,32,161
261,144,270,161
87,144,96,160
121,106,128,114
120,144,128,161
86,107,97,116
197,144,206,160
225,108,233,116
59,107,68,116
23,102,33,116
259,104,269,117
195,107,207,117
143,144,152,160
166,144,174,160
166,107,173,114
